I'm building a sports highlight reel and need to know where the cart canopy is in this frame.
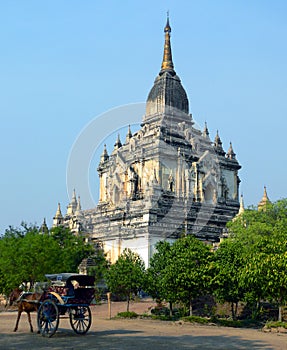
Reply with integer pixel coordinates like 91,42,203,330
45,273,95,287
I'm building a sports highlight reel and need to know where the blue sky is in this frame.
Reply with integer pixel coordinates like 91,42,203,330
1,0,286,233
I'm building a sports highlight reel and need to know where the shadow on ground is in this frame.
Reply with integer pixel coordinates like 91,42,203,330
0,329,277,350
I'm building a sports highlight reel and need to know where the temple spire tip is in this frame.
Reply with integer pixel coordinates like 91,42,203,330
165,11,171,32
160,13,174,74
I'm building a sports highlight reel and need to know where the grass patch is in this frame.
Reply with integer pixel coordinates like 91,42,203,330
211,317,261,328
116,311,138,318
265,321,287,329
181,316,209,324
181,316,261,328
213,319,245,328
150,315,176,321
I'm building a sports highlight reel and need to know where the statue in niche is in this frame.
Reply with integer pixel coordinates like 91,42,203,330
168,172,174,192
224,186,229,201
129,167,139,198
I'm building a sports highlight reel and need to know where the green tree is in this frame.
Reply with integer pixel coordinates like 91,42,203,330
241,225,287,321
0,224,94,295
227,199,287,321
50,226,94,272
145,241,176,315
86,246,110,285
167,235,213,315
146,236,213,316
213,239,246,319
0,224,60,293
105,248,145,311
243,249,287,321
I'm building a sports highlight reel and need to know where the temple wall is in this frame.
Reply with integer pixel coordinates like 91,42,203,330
102,236,150,267
103,234,177,267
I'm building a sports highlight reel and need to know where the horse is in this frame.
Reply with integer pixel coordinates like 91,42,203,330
7,288,42,332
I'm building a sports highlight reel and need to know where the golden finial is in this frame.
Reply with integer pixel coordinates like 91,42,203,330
263,185,268,199
160,12,174,74
239,194,245,214
258,186,271,211
164,11,171,32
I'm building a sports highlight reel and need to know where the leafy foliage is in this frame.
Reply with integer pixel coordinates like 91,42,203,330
181,315,209,324
0,224,94,294
105,248,145,311
225,199,287,321
213,239,246,319
146,235,212,315
166,235,213,315
116,311,138,318
145,241,174,303
265,321,287,329
49,226,94,271
2,198,287,324
86,248,110,285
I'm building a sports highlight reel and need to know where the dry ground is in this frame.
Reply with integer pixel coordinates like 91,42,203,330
0,300,287,350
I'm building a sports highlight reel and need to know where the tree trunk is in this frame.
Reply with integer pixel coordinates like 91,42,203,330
234,301,238,320
189,300,193,316
127,294,130,312
169,301,173,317
257,300,260,312
278,304,282,322
231,302,235,320
250,300,260,320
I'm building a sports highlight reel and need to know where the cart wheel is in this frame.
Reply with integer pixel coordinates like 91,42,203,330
37,299,59,337
69,306,92,334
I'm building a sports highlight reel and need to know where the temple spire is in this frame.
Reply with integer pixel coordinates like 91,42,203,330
72,189,77,202
100,144,109,163
75,196,82,217
258,186,271,211
214,130,225,156
53,203,63,227
239,194,245,215
145,14,189,118
39,218,49,234
203,121,210,138
114,133,122,150
55,203,63,219
227,142,236,159
67,189,77,215
125,125,132,143
160,14,175,75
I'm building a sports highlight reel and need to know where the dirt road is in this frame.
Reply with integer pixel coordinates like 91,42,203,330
1,301,286,350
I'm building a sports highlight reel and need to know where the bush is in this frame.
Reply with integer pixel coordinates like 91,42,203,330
212,318,243,328
210,317,260,328
151,306,170,316
116,311,138,318
181,316,209,324
265,321,287,329
151,315,174,321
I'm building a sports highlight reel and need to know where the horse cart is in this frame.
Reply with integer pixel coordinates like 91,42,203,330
37,273,95,337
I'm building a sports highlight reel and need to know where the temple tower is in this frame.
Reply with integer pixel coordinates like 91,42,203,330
78,18,242,266
258,186,271,211
52,18,242,266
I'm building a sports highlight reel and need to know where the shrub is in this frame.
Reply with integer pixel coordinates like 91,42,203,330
265,321,287,329
116,311,138,318
210,317,260,328
151,315,174,321
151,306,170,316
181,316,209,324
